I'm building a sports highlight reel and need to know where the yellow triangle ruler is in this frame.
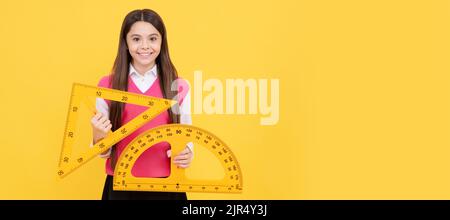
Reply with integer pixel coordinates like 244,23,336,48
58,83,176,178
58,83,243,193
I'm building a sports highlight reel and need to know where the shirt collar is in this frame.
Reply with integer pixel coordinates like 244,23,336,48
129,63,158,77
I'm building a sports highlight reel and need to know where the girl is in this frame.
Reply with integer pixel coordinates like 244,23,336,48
90,9,193,200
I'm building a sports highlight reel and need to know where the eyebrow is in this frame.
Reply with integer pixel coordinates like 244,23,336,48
130,33,159,37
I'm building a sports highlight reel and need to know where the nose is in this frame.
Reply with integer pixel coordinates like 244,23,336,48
141,39,150,50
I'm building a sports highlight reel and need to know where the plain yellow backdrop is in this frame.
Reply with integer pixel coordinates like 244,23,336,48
1,0,450,199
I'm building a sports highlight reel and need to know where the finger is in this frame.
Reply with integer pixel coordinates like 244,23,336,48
103,124,112,133
166,150,172,158
101,119,111,127
174,153,191,160
174,156,191,162
179,147,191,155
93,121,101,129
91,112,102,123
94,112,102,120
177,164,190,169
98,116,108,124
174,148,191,159
94,121,104,129
174,159,191,165
100,120,111,129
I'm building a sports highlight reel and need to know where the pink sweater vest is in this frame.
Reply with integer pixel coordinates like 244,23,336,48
97,75,189,177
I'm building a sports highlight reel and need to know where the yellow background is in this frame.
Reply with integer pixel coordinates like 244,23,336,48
1,0,450,199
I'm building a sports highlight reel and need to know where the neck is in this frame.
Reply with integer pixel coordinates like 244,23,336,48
132,61,155,76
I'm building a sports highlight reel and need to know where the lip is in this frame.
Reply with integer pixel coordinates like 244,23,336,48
137,52,153,58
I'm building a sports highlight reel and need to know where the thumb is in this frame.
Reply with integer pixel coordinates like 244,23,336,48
166,149,171,158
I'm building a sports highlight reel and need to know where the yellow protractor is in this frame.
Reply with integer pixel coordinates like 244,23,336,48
113,124,243,193
58,83,243,194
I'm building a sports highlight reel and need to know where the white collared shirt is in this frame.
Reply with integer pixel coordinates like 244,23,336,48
94,63,193,157
129,63,158,95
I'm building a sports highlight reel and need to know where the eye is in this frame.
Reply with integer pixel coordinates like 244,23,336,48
150,37,157,41
132,37,140,42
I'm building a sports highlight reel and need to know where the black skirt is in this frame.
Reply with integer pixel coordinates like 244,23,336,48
101,175,187,200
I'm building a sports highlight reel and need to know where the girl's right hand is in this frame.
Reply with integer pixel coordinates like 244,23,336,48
91,112,112,144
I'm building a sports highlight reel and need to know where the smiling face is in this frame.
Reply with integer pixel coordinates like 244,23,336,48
126,21,162,72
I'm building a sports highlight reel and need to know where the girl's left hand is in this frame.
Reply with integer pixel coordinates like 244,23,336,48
167,147,193,168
